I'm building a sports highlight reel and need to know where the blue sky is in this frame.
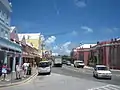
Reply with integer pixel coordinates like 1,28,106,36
11,0,120,54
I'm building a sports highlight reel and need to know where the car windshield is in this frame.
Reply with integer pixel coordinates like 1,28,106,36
39,62,50,67
97,67,108,70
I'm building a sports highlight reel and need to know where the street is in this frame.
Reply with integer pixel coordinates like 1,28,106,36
1,65,120,90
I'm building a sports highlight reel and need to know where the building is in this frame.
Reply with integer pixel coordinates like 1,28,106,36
71,44,96,65
0,0,22,72
18,33,42,57
89,38,120,69
18,33,41,64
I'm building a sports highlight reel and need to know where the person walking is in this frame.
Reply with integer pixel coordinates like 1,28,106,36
22,62,28,78
1,64,7,81
27,64,31,75
16,62,21,79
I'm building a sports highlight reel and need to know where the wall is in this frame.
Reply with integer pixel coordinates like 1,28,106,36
26,39,40,50
84,51,89,65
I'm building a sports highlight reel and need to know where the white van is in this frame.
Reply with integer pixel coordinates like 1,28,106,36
74,60,85,68
38,61,51,75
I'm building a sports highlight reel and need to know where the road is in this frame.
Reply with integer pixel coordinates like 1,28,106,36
1,65,120,90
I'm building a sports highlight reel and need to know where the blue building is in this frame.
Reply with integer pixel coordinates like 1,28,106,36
0,0,22,73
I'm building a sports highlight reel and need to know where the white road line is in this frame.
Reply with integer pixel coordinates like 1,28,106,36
88,84,120,90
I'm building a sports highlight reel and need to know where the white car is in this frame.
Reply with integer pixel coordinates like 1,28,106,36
74,60,85,68
38,61,51,75
93,65,112,79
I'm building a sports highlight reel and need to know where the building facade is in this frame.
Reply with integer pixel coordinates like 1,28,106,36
89,39,120,69
0,0,22,73
18,33,42,57
71,44,96,65
18,34,40,66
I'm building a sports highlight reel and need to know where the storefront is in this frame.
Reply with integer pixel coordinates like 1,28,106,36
0,36,22,73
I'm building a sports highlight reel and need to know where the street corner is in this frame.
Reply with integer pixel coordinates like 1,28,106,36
0,71,38,88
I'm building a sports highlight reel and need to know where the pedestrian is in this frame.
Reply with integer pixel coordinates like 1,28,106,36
27,64,31,75
22,62,28,78
16,62,21,79
1,64,7,81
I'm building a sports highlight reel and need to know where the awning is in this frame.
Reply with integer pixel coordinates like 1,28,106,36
0,37,22,52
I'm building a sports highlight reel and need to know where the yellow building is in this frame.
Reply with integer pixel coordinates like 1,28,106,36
18,33,42,57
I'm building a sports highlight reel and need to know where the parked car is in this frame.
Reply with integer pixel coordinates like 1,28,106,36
38,61,51,75
93,65,112,79
74,60,85,68
66,61,71,66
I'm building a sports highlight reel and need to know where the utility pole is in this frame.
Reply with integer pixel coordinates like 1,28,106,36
41,41,45,59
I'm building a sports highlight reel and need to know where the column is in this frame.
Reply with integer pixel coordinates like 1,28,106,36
12,55,16,72
4,52,7,64
96,50,99,64
106,46,110,67
19,56,22,66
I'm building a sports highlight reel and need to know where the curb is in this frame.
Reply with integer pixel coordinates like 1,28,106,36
0,71,38,88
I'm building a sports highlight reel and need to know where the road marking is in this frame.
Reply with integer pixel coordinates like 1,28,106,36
88,84,120,90
62,66,92,75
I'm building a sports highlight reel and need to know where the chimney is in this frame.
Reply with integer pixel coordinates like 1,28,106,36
114,38,117,41
97,41,99,44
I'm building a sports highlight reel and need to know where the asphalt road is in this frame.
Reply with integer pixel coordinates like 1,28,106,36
58,65,120,86
1,65,120,90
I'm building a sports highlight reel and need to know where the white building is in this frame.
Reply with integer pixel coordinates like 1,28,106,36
0,0,22,72
0,0,12,39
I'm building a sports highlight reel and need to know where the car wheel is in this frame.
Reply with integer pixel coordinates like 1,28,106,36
48,72,51,75
109,77,112,80
93,73,95,77
96,74,99,79
74,65,75,67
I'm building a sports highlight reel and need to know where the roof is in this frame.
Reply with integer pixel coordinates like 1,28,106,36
76,44,96,49
18,33,41,40
26,42,34,48
10,26,16,32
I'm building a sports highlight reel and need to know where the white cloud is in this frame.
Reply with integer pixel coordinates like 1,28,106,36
45,36,56,44
74,0,86,8
52,41,78,55
41,35,45,41
71,30,77,36
105,28,119,33
81,26,93,33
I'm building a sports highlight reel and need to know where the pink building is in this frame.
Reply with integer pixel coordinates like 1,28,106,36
71,44,96,66
89,38,120,69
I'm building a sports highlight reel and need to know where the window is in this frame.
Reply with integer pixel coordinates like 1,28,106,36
1,28,4,37
4,31,8,39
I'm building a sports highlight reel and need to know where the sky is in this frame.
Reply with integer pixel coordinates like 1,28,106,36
10,0,120,55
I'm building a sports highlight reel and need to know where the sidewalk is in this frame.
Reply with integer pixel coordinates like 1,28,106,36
0,67,37,87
